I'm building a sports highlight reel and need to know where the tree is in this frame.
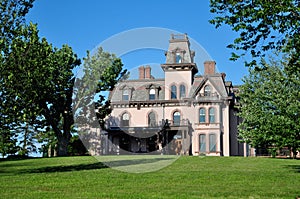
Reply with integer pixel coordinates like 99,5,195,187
238,57,300,158
36,128,57,157
3,23,81,156
68,135,88,156
0,125,19,158
210,0,300,158
73,47,127,153
0,0,35,157
209,0,300,72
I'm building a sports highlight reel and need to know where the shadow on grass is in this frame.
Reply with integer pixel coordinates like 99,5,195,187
4,156,174,174
21,162,109,174
99,157,175,168
285,165,300,173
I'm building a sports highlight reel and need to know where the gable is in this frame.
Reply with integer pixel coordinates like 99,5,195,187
189,75,228,99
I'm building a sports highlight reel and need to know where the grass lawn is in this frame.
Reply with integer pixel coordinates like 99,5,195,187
0,156,299,199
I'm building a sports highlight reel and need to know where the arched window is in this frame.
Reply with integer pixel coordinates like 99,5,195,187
199,134,206,153
122,89,129,101
204,85,211,96
121,113,129,126
149,89,155,100
179,84,186,98
173,111,181,125
209,107,215,123
171,85,177,99
209,134,216,152
148,112,156,127
176,54,182,63
199,108,206,123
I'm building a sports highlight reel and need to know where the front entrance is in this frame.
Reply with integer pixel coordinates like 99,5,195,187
106,126,191,155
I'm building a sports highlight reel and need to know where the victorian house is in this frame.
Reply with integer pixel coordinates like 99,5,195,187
103,34,246,156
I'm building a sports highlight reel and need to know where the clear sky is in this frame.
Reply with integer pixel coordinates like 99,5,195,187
26,0,248,85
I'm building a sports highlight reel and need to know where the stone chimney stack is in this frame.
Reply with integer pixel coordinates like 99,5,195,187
204,61,216,75
139,66,145,79
145,65,151,79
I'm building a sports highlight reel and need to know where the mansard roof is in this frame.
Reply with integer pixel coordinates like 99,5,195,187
110,78,165,102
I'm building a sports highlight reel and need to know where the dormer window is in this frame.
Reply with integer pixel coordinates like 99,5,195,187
204,85,211,96
122,90,129,101
149,89,156,100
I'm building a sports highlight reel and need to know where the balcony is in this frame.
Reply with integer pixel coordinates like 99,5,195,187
107,119,191,129
193,92,221,104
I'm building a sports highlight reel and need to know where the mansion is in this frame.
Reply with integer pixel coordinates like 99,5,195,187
102,34,249,156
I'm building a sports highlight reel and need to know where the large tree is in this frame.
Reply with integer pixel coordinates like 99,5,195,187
238,57,300,158
210,0,300,157
0,0,35,157
3,23,81,156
209,0,300,71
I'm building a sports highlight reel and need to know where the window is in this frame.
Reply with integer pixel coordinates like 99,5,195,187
173,111,181,125
199,108,206,123
149,89,155,100
176,53,182,63
204,85,211,96
199,134,206,153
179,84,186,98
209,108,215,123
121,113,129,126
171,85,177,99
148,112,156,127
209,134,216,152
122,90,129,101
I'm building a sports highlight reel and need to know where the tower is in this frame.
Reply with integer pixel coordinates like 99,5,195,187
161,34,198,100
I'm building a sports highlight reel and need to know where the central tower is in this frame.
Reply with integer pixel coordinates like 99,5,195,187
161,34,198,100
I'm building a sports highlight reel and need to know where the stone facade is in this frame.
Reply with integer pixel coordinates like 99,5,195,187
103,34,245,156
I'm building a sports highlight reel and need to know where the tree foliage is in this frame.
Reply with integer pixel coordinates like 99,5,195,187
0,0,127,157
209,0,300,71
2,23,81,156
210,0,300,157
238,57,300,157
74,47,127,129
0,0,35,157
0,0,34,55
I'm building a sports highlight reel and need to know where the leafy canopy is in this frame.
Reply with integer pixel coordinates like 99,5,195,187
238,56,300,156
209,0,300,70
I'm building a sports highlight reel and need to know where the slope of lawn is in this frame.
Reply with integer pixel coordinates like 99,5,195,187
0,155,299,199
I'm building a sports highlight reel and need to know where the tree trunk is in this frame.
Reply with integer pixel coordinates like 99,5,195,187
292,147,297,159
57,136,69,156
48,145,52,157
40,101,72,157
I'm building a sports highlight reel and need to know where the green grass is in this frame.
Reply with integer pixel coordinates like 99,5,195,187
0,156,299,199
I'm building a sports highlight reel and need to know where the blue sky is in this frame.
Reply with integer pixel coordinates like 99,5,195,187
26,0,248,85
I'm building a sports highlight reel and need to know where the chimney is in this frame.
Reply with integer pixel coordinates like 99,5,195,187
204,61,216,75
145,65,151,79
139,66,145,79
